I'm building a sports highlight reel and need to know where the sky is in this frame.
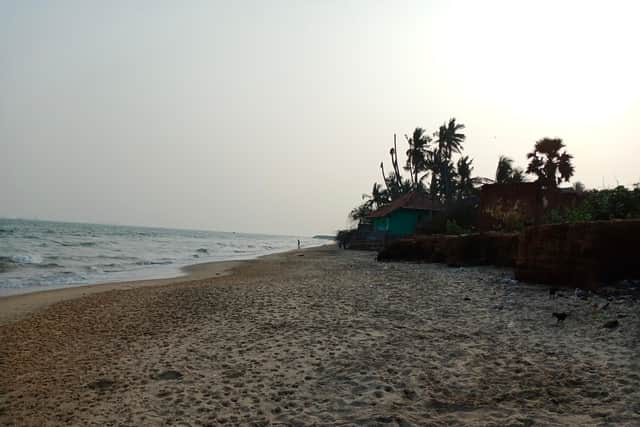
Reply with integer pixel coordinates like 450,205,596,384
1,0,639,235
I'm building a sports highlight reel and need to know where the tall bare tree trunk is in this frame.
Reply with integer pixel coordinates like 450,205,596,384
392,134,402,188
380,162,389,192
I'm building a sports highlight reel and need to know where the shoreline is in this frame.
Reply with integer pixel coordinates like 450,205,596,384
0,246,325,325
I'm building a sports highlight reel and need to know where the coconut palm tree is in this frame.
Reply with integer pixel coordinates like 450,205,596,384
384,172,412,200
440,118,466,158
496,156,514,184
349,203,372,222
435,118,466,201
511,168,526,183
404,127,431,189
495,155,526,184
362,182,389,210
456,156,476,200
526,138,574,187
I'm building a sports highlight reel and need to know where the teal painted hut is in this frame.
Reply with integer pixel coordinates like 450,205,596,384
367,192,443,237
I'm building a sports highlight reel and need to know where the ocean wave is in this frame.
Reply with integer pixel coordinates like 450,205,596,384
0,219,327,295
0,259,16,273
37,263,63,269
0,254,43,265
0,257,62,273
135,259,174,266
60,241,97,247
101,263,118,268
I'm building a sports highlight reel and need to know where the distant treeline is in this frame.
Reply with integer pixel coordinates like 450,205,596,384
349,118,576,227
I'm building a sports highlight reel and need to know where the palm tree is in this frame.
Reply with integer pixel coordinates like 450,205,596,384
351,183,392,223
404,127,431,188
435,118,466,201
526,138,574,187
511,168,526,183
425,148,440,198
384,172,412,200
436,160,458,200
379,133,416,201
496,156,514,184
440,118,466,158
362,183,389,210
495,155,526,184
456,156,476,200
349,203,372,222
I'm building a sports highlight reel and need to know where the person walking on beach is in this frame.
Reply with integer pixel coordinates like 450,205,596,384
297,239,301,249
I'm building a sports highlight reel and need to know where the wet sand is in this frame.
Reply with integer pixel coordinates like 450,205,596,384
0,260,241,325
1,246,639,426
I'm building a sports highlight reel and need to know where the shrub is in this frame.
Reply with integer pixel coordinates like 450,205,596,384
547,186,640,224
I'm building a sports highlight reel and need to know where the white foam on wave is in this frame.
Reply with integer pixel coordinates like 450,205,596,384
10,254,43,264
0,218,330,296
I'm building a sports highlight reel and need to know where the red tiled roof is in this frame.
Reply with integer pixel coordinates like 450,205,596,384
367,192,444,218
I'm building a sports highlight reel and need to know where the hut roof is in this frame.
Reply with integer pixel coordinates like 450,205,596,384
368,192,444,219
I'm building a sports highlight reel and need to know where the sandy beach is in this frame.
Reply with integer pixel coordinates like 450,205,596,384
0,260,241,325
1,246,639,426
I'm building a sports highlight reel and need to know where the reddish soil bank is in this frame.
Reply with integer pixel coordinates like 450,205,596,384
515,220,640,289
377,233,519,267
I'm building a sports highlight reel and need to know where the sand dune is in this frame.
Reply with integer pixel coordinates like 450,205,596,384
1,247,639,426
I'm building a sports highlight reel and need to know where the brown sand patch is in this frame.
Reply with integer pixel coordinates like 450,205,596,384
1,247,639,426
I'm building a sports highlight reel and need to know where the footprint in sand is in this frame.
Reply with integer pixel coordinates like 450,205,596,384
155,370,183,380
87,378,115,391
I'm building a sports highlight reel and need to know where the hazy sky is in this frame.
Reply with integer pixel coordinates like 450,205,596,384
2,1,639,235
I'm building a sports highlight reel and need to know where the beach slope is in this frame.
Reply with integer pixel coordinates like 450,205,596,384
1,246,639,425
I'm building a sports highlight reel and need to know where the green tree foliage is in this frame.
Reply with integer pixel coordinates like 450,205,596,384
548,186,640,223
433,118,466,201
495,155,526,184
404,127,431,188
362,183,389,211
349,118,484,223
526,138,574,187
456,155,478,200
350,182,390,222
380,136,415,201
349,203,372,222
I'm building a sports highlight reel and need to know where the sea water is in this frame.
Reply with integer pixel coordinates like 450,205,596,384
0,219,327,296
